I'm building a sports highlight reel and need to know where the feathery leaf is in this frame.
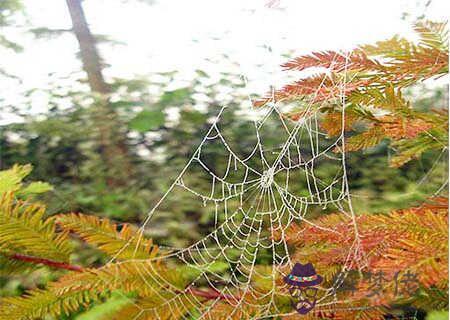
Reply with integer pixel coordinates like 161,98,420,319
0,193,73,262
57,213,158,260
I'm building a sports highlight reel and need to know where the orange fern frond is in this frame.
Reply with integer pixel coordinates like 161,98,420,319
282,301,386,320
281,51,347,72
283,199,448,287
378,115,433,140
320,111,362,137
254,75,367,107
281,50,380,73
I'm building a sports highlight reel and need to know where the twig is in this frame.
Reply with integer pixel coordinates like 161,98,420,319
187,286,240,302
9,253,84,272
8,253,240,302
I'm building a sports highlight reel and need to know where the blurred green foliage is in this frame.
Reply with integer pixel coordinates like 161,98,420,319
426,310,450,320
1,71,447,240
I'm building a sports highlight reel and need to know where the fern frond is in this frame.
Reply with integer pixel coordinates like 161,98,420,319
0,164,52,196
413,286,449,311
54,260,186,298
389,128,447,167
281,200,448,317
282,50,380,73
0,260,190,320
57,213,158,260
0,194,73,262
110,294,198,320
386,47,448,83
0,254,33,276
349,84,410,112
283,199,448,309
378,115,433,140
320,111,362,137
360,22,448,82
414,21,448,51
204,288,286,320
203,301,261,320
254,75,366,107
360,36,413,57
282,50,345,71
0,287,103,320
375,207,447,281
283,301,386,320
106,299,143,320
74,291,132,320
253,75,333,107
0,164,32,194
341,126,385,152
0,258,192,320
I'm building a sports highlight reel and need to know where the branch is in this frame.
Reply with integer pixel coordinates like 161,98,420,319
186,286,240,302
9,253,84,272
8,253,241,302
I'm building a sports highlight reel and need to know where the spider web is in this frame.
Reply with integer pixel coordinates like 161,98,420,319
102,51,373,319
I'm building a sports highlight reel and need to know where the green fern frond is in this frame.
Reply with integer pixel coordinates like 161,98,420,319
414,21,448,51
413,286,449,311
0,164,52,196
102,299,142,320
75,291,132,320
0,164,32,194
0,194,73,262
54,260,186,297
0,287,104,320
57,213,158,260
360,35,414,57
349,84,410,113
17,181,53,197
0,260,188,320
372,207,448,239
110,295,198,320
53,261,192,319
0,254,33,276
390,128,447,167
319,263,342,283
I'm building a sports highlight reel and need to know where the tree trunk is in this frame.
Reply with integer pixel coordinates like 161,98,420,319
65,0,132,187
65,0,110,94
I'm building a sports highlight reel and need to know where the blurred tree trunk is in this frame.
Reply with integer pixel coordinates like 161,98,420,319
65,0,132,187
65,0,110,94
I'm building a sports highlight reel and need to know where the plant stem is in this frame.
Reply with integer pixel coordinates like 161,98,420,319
187,287,240,302
9,253,239,301
9,253,84,272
